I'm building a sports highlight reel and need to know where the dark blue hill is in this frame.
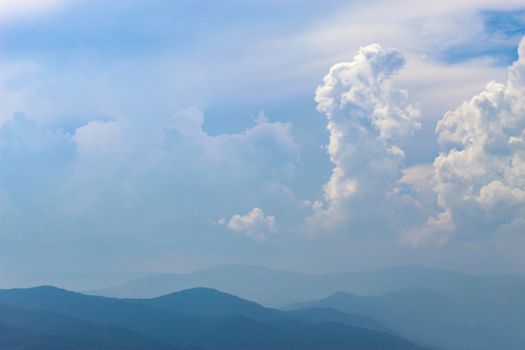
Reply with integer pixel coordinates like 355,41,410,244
0,285,427,350
0,303,177,350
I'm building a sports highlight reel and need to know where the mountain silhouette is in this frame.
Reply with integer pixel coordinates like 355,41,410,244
89,264,525,308
0,285,427,350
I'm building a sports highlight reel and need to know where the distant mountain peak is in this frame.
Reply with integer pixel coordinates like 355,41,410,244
9,285,65,292
152,286,241,301
0,285,76,297
328,291,356,299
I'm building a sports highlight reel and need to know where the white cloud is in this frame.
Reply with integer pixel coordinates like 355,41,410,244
73,120,123,159
164,107,298,179
0,104,299,239
400,209,455,247
2,0,525,275
404,36,525,246
401,164,434,193
224,208,277,242
0,0,66,22
306,44,421,234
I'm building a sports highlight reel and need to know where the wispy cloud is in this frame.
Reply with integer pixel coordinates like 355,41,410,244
0,0,66,22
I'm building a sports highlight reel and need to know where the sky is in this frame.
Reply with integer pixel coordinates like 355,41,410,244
1,0,525,286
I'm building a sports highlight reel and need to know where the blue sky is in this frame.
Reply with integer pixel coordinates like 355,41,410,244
1,0,525,286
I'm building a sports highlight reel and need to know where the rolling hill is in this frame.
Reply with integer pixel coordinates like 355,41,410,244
0,285,426,350
0,303,177,350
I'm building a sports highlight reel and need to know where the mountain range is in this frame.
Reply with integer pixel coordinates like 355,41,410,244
86,264,525,349
88,264,525,307
0,286,426,350
3,265,524,349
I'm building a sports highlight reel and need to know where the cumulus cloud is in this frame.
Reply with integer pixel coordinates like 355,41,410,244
223,208,277,242
0,105,297,241
403,36,525,246
306,44,421,234
73,120,123,159
164,107,298,182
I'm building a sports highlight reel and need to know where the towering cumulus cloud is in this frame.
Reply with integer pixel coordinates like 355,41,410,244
402,37,525,247
307,44,420,234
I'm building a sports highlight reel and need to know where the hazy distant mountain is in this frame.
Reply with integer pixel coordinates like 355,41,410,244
5,271,157,291
286,307,394,334
88,264,525,307
42,271,158,291
0,286,426,350
89,264,320,307
288,287,525,350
